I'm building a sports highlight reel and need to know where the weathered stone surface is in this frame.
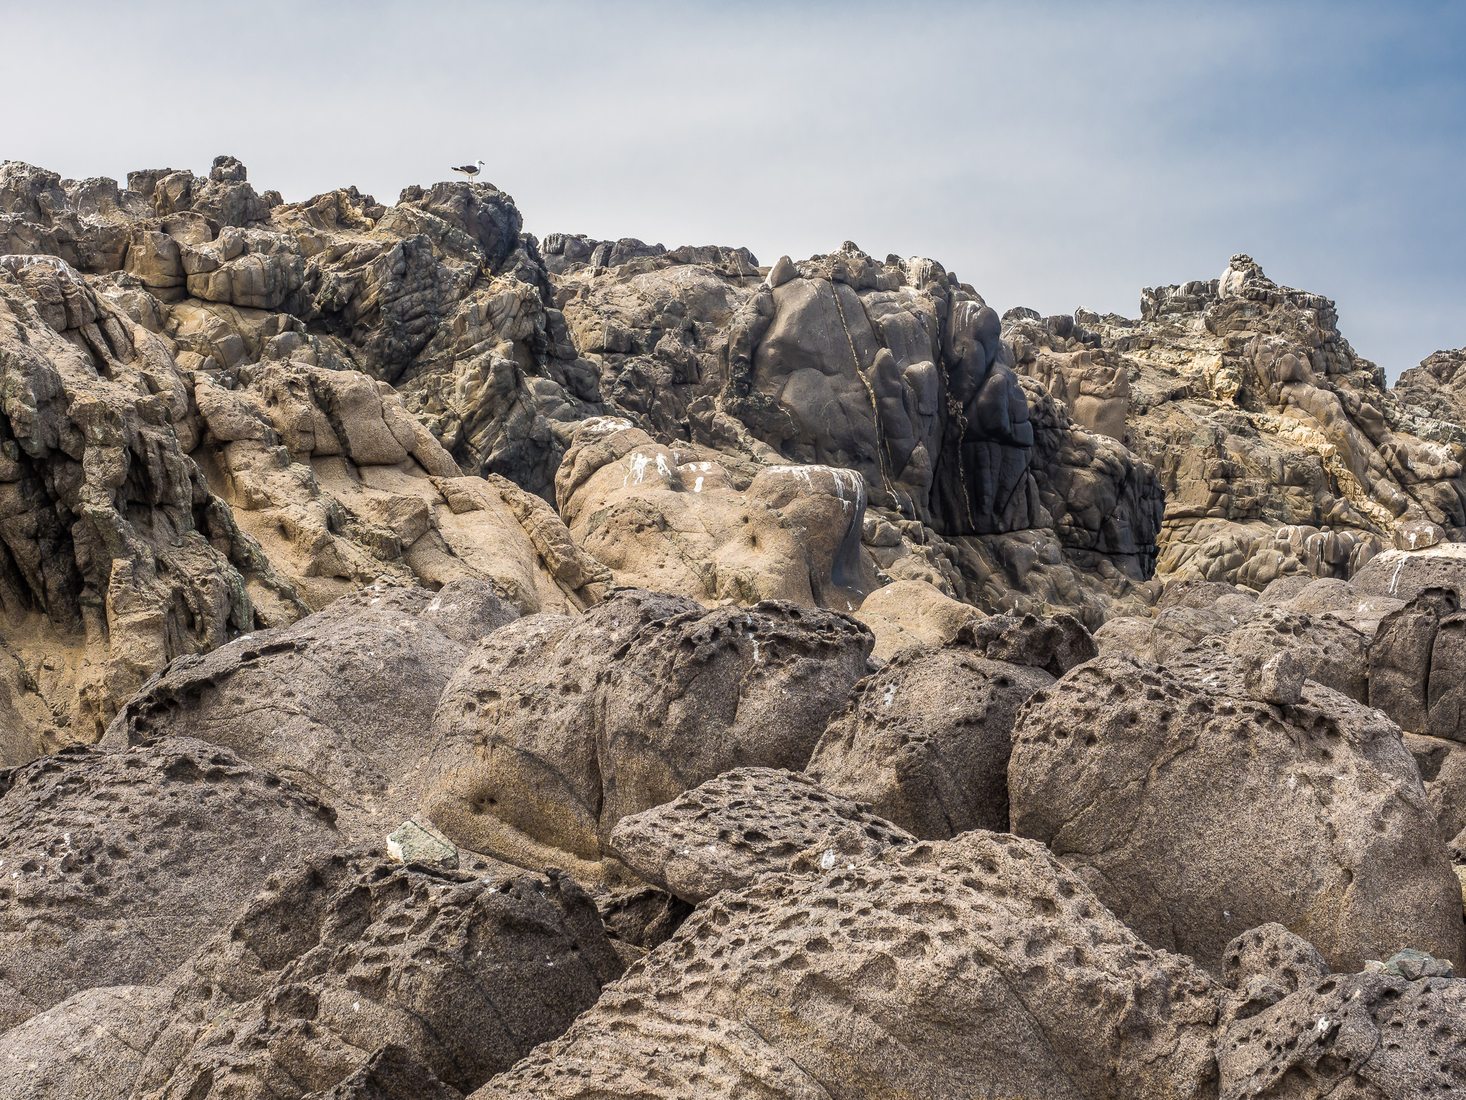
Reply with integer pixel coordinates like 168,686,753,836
1013,257,1466,592
1404,731,1466,847
1352,543,1466,604
1095,580,1260,663
850,578,983,661
555,419,872,608
101,583,474,841
135,854,623,1100
607,767,914,902
1369,585,1466,740
955,609,1097,677
0,985,174,1100
553,237,1163,618
0,220,604,751
424,591,872,875
0,737,339,1028
1213,606,1370,702
1217,969,1466,1098
304,1046,464,1100
472,832,1224,1099
0,252,294,743
808,645,1052,837
1242,650,1306,706
1221,923,1330,1001
1261,574,1404,639
1395,345,1466,433
1009,654,1465,973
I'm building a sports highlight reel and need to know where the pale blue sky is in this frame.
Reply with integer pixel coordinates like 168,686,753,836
4,0,1462,375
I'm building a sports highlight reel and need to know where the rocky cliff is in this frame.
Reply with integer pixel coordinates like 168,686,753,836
1,156,1465,1098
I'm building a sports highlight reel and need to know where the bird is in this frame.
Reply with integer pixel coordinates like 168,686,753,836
451,159,485,181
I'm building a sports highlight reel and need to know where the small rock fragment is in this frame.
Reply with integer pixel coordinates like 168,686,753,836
387,819,459,869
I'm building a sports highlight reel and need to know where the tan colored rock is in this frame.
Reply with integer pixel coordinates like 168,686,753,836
555,419,872,609
1010,257,1466,592
851,579,983,661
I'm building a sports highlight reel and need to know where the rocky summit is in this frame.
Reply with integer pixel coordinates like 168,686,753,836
0,155,1464,1098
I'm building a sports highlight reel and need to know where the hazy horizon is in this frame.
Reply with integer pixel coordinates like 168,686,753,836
5,0,1462,376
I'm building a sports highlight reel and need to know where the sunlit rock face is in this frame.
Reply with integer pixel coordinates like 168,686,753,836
1007,254,1466,591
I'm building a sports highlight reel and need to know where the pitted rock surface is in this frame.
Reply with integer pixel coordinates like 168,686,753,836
425,591,871,874
471,832,1224,1100
1221,923,1331,1002
0,737,339,1028
135,855,622,1100
1217,970,1466,1099
606,768,914,902
1009,654,1465,973
808,646,1052,837
1208,606,1370,702
955,610,1098,677
594,601,873,833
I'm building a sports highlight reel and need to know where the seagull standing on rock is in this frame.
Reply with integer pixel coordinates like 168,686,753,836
451,159,485,181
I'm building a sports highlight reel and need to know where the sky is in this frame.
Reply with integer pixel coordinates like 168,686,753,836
3,0,1462,376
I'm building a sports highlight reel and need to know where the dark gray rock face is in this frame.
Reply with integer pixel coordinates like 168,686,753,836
1009,654,1465,974
136,854,623,1100
551,239,1163,618
0,737,340,1029
722,247,1162,565
305,1046,466,1100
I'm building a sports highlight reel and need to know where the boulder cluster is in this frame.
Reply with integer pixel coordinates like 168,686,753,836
2,156,1465,1097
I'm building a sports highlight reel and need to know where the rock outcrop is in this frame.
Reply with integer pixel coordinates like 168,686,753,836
808,642,1053,836
1009,653,1465,973
472,831,1224,1100
100,581,513,840
135,854,623,1099
0,851,624,1100
424,590,873,876
1009,256,1466,592
606,767,915,902
0,163,610,746
4,154,1466,1098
